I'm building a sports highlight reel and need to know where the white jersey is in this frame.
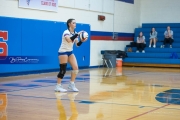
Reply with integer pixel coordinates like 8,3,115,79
58,29,79,52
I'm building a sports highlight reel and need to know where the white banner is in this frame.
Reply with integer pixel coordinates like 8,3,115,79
19,0,58,12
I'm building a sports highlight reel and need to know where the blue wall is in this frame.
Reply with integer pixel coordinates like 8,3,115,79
0,16,90,74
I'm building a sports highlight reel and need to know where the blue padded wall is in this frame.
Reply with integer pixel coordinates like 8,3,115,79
42,21,61,70
0,16,91,74
21,19,44,71
0,17,22,73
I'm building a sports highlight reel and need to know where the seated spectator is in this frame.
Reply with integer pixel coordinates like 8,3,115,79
149,27,158,48
136,32,146,53
161,26,174,48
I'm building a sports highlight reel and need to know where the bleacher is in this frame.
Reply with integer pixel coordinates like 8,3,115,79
123,23,180,67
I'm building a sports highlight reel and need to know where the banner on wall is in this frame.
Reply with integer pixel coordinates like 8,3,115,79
19,0,58,12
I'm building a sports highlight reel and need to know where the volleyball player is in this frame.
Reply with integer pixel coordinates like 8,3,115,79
55,18,87,92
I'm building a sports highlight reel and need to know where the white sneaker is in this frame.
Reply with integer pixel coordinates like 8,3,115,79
170,45,172,48
136,50,139,53
142,50,145,53
153,45,156,48
68,83,79,92
54,84,67,92
149,45,151,48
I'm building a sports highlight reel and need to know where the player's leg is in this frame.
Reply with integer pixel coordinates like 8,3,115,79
57,55,68,84
68,54,79,92
136,43,140,53
149,39,152,47
153,38,156,48
140,43,145,53
55,54,68,92
162,38,168,48
169,38,173,48
69,54,78,82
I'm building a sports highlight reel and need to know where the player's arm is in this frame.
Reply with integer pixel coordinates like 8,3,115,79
169,31,173,38
143,36,146,43
75,39,83,47
75,31,84,47
64,31,83,43
155,31,158,37
75,37,88,47
75,39,79,47
64,33,79,43
136,37,139,43
164,31,169,38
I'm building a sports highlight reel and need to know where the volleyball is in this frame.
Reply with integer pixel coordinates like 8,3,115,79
80,31,88,42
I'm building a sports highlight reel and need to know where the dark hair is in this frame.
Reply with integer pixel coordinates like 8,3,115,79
139,32,143,37
150,27,155,35
167,26,170,30
67,18,75,31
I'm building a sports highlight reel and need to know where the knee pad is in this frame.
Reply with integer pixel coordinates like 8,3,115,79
72,70,79,74
57,63,67,79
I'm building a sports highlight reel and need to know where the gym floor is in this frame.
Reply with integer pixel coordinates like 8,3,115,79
0,67,180,120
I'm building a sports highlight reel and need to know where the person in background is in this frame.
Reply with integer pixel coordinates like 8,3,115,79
149,27,158,48
136,32,146,53
161,26,174,48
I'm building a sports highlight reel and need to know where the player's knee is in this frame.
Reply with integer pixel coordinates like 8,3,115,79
72,70,79,74
73,65,78,70
57,63,67,79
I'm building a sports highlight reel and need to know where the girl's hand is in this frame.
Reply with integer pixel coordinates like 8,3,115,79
81,37,88,42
